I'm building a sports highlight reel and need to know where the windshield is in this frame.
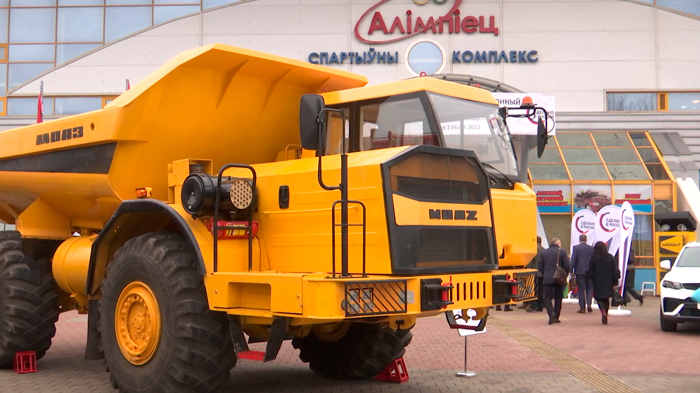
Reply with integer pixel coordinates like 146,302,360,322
429,93,518,177
676,246,700,268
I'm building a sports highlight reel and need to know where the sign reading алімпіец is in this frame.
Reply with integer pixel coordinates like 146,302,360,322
308,0,539,67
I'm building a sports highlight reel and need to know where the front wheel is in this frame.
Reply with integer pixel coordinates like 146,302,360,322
292,323,412,380
100,232,235,393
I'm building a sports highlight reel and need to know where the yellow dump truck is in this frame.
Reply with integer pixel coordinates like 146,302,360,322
0,44,544,392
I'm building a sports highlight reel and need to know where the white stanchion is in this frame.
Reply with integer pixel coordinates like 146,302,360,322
456,336,477,378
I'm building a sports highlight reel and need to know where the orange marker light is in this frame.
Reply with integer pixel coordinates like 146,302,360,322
135,187,152,199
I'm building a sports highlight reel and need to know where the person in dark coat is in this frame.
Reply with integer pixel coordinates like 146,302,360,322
526,236,546,312
537,237,571,325
587,241,621,325
571,234,595,313
624,249,644,306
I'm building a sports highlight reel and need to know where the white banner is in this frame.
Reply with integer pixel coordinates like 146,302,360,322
617,202,635,291
595,205,622,256
493,93,556,136
570,209,597,256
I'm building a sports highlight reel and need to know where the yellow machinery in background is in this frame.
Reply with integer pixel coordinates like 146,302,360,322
656,212,697,287
0,44,545,392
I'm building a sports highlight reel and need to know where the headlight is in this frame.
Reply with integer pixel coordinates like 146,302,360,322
181,173,254,218
662,280,683,290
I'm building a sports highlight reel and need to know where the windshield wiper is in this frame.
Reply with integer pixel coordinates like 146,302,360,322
481,162,514,187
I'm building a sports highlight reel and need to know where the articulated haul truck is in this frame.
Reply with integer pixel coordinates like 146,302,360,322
0,44,544,392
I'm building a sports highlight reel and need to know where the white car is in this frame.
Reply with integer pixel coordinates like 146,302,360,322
659,242,700,332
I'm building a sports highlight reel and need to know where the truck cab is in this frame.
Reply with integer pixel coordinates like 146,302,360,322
317,77,536,269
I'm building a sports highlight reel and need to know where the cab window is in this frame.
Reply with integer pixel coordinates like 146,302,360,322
358,94,437,151
324,107,351,155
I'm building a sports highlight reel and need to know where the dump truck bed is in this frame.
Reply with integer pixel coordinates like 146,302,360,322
0,44,368,227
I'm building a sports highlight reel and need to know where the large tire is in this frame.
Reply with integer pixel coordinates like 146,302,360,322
659,308,677,332
292,323,412,380
0,231,59,367
100,232,235,393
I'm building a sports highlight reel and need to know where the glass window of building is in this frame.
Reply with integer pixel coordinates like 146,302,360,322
606,93,657,112
637,148,660,163
57,8,104,42
560,148,601,163
59,0,104,5
154,6,200,25
55,97,102,115
0,64,6,93
0,10,8,43
599,148,643,164
629,132,652,147
8,63,53,89
555,133,594,147
529,164,570,181
657,0,700,17
530,148,563,164
9,44,55,62
11,0,57,6
607,164,650,180
10,9,56,43
567,164,610,180
593,132,632,147
667,92,700,111
57,44,101,64
8,96,54,115
105,7,152,43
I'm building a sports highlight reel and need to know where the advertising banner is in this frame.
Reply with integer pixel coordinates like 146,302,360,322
533,185,571,213
595,205,622,256
617,202,635,290
493,93,556,136
613,185,653,213
570,209,596,256
573,185,612,213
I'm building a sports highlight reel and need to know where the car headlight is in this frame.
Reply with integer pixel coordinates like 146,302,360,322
662,280,683,290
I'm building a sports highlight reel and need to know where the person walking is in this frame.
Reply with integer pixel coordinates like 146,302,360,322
571,234,595,313
526,236,545,312
587,241,620,325
624,249,644,306
538,238,571,325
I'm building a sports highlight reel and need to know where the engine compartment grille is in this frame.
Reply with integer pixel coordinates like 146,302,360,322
416,228,490,265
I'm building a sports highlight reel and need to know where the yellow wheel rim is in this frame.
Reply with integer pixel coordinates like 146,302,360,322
115,281,161,365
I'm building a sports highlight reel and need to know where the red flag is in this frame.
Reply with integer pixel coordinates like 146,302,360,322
126,79,130,91
37,81,43,124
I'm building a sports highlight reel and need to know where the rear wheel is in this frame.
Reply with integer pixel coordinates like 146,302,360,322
0,231,59,368
292,323,412,380
100,232,235,393
659,308,677,332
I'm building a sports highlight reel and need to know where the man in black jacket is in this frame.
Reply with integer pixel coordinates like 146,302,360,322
571,234,595,313
538,238,571,325
526,236,545,312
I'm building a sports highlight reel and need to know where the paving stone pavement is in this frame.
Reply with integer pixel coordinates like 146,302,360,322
1,296,698,392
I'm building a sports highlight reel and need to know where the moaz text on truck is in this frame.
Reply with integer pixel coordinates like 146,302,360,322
355,0,499,45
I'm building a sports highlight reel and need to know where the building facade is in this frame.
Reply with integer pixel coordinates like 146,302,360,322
2,0,700,287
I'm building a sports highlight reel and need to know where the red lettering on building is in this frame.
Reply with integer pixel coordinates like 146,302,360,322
354,0,498,45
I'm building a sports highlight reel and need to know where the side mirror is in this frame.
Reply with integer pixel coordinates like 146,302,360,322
536,117,547,158
299,94,327,151
660,260,672,270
